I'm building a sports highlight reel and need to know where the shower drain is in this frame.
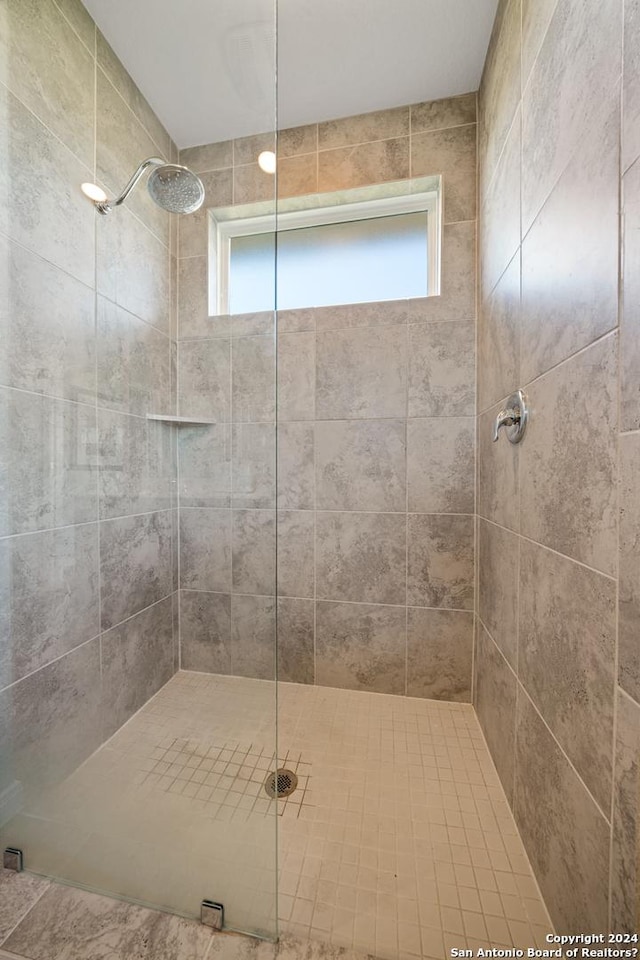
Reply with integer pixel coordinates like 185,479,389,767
264,768,298,799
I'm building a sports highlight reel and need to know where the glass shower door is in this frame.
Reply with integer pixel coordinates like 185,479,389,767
0,0,278,940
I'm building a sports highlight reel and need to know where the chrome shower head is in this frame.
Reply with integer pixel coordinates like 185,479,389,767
84,157,205,216
147,164,205,214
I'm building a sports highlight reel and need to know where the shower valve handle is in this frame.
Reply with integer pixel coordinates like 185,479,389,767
492,390,528,444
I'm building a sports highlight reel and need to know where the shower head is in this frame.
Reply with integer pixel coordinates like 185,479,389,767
84,157,205,216
147,164,205,214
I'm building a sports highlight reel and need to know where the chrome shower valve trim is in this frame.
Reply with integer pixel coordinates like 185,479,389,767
493,389,528,444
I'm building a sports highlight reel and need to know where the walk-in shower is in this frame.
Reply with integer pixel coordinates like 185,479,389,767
1,0,635,956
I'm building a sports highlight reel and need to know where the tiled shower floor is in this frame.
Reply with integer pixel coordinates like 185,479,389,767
1,672,552,959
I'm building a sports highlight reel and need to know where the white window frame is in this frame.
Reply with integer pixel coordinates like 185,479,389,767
208,186,441,316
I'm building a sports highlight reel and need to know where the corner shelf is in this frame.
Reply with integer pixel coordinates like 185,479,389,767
146,414,216,426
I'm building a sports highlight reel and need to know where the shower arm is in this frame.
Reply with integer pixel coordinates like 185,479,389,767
95,157,165,215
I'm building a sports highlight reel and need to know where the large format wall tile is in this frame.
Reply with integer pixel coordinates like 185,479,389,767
177,423,231,508
318,138,410,192
0,87,94,287
474,624,517,802
177,256,210,340
180,508,231,592
98,411,173,518
277,422,315,510
179,590,232,674
478,518,518,667
0,388,98,537
0,234,95,403
521,0,622,232
624,0,640,171
277,598,314,684
611,689,640,933
316,325,406,419
318,106,409,150
96,205,170,335
411,123,477,223
425,221,477,322
479,0,522,186
519,334,617,575
277,511,314,599
478,252,520,412
97,32,171,159
96,69,169,246
277,332,315,421
480,108,520,298
100,511,173,629
478,400,520,531
621,159,640,431
0,524,99,689
316,512,406,604
231,335,275,422
408,322,475,418
406,608,473,701
0,0,94,167
177,339,230,421
0,639,102,791
316,419,406,512
520,97,619,384
101,597,174,738
232,423,275,509
407,514,474,609
518,539,615,812
514,693,610,933
97,298,171,418
407,418,474,513
410,93,477,133
231,509,276,596
316,601,406,694
619,433,640,702
230,594,275,680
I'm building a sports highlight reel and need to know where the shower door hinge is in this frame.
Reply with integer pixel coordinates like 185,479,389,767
201,900,224,929
3,847,24,871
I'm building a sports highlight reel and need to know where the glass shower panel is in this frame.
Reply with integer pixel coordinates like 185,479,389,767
0,0,278,940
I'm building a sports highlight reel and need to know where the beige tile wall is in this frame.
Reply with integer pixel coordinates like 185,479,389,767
176,94,478,700
476,0,639,935
0,0,179,844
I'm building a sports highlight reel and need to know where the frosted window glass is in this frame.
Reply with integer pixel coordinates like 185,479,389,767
228,211,428,314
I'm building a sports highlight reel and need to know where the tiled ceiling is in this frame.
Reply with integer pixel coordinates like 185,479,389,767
83,0,498,148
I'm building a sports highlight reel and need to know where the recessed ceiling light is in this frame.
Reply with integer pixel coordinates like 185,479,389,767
258,150,276,174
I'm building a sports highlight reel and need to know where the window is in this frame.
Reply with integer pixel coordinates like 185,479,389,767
208,177,441,316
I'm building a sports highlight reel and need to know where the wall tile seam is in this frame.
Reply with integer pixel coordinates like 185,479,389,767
96,63,172,171
0,631,101,698
477,613,614,831
478,97,521,208
518,0,560,100
608,68,624,921
98,290,175,339
174,317,479,340
519,75,624,241
479,325,619,420
180,585,472,611
0,226,98,296
100,590,176,634
514,665,614,831
477,515,619,584
51,0,96,56
0,71,93,180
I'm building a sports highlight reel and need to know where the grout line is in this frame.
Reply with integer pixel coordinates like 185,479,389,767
0,878,52,950
478,614,614,829
478,514,618,583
